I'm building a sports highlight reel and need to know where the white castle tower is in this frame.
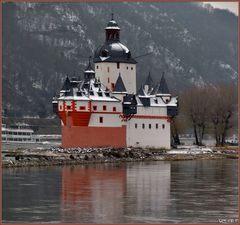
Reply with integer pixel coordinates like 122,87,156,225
94,14,137,94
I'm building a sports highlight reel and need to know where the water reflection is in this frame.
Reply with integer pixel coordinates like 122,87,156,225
61,162,171,223
2,159,238,223
124,162,171,223
61,164,127,223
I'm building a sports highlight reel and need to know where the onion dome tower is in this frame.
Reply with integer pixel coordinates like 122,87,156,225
94,13,136,64
94,14,137,94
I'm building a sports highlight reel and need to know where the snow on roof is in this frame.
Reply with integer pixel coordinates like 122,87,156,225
105,26,120,30
110,42,129,53
57,77,120,103
99,56,110,61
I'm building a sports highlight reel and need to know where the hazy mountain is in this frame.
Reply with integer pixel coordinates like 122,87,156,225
3,2,238,117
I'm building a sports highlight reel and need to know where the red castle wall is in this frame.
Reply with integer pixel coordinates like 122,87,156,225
62,125,127,148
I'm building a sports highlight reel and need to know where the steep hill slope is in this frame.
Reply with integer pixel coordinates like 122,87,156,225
3,2,238,117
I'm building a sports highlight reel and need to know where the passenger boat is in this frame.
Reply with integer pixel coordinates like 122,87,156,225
2,123,40,143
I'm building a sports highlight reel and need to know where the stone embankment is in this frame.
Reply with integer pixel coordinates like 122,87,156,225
2,146,238,168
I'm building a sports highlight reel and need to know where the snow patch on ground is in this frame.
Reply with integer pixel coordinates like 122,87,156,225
168,146,213,154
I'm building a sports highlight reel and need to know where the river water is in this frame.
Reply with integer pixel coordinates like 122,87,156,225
2,159,238,223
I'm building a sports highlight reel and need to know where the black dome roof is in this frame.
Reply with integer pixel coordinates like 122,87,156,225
94,42,137,64
94,16,137,64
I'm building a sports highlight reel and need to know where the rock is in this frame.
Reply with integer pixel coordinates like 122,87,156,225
145,152,152,157
97,153,104,158
103,152,108,157
121,152,127,158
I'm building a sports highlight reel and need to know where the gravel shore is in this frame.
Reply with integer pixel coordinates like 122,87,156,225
2,146,238,168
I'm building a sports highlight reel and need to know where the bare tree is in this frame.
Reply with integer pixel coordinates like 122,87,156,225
171,116,181,146
181,87,210,146
208,85,236,146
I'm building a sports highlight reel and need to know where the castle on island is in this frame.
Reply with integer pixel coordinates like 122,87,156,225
52,15,178,149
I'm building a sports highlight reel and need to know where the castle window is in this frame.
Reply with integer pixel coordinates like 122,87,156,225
99,117,103,123
93,106,97,110
135,123,137,129
98,92,103,97
79,106,86,110
126,66,128,70
162,124,165,129
117,62,120,69
131,67,133,70
149,124,151,129
156,124,158,129
154,99,158,104
142,124,145,129
103,105,107,111
67,106,71,110
107,67,110,73
111,83,115,90
90,91,94,96
59,106,62,110
108,77,110,83
113,107,116,112
96,65,99,69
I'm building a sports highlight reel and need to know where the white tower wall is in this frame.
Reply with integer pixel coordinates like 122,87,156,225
95,62,136,94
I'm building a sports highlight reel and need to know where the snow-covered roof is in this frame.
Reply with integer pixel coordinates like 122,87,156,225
57,77,119,102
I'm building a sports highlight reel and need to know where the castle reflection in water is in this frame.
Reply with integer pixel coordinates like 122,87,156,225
61,162,171,223
3,160,237,223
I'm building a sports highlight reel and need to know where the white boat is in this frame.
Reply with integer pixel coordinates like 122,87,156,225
2,123,40,143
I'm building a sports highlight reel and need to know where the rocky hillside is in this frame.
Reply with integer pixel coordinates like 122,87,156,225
3,2,238,117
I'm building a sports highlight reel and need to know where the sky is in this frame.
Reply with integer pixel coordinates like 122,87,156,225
204,1,239,15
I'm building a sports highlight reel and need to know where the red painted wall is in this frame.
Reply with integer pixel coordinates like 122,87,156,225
62,125,127,148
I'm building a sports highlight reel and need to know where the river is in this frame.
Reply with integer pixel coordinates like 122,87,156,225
2,159,238,223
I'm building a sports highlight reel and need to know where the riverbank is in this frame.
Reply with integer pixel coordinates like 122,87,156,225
2,146,238,168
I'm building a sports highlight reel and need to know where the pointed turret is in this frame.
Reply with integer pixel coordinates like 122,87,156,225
137,84,146,96
84,56,95,81
144,72,154,87
144,72,154,94
113,73,127,93
156,72,170,95
150,83,159,95
61,76,71,91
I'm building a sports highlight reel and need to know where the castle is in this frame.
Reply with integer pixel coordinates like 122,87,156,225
52,15,178,149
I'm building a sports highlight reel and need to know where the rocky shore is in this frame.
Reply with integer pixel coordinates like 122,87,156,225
2,146,238,168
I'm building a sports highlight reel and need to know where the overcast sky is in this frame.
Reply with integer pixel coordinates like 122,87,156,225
204,1,238,15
